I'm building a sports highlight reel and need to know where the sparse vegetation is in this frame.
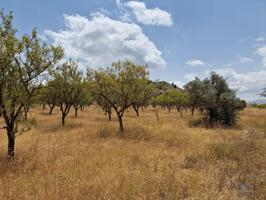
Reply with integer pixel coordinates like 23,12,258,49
0,9,265,200
0,106,265,199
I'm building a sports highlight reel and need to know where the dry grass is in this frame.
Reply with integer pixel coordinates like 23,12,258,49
0,106,265,199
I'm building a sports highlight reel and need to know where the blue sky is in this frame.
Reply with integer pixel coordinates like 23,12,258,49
2,0,266,101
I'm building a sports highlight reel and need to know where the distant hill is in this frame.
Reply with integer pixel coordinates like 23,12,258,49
249,99,266,105
150,81,183,93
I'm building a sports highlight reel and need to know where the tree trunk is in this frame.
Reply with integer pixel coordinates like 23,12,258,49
191,107,194,115
60,104,71,126
24,107,29,119
176,107,183,118
153,107,159,121
49,104,55,115
108,111,112,121
75,108,78,117
62,115,66,126
133,105,139,117
7,128,15,158
117,114,124,134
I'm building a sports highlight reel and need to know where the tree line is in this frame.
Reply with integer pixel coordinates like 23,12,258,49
0,11,248,158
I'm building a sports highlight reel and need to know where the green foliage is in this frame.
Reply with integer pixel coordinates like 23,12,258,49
252,104,266,109
184,78,205,114
92,60,150,132
46,60,92,124
0,10,63,157
185,72,246,127
151,90,187,110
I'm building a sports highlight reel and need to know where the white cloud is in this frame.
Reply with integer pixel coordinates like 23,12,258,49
184,73,198,81
185,59,206,67
239,56,254,64
223,56,254,67
45,14,166,69
172,81,184,89
214,68,266,92
126,1,173,26
256,36,265,42
116,0,122,6
256,45,266,67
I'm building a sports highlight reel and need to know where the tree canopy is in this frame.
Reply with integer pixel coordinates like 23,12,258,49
0,10,63,157
92,60,151,133
185,72,246,126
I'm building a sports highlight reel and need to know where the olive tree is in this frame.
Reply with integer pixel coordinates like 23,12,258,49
92,61,149,134
200,72,246,126
0,11,63,158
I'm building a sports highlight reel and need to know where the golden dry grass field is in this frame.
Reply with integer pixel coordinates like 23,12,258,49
0,106,265,200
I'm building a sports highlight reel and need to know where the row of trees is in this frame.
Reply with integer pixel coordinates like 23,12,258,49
39,60,93,125
0,10,247,158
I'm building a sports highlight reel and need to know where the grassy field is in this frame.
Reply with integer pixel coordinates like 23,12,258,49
0,106,265,200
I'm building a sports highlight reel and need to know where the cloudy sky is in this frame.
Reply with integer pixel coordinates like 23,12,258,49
2,0,266,101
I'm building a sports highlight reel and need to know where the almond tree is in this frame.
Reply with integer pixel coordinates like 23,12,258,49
92,61,149,134
73,80,93,117
0,11,63,158
184,78,205,115
131,82,155,117
47,60,83,126
95,95,113,121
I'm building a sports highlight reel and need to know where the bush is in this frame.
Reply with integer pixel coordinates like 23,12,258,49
185,72,246,127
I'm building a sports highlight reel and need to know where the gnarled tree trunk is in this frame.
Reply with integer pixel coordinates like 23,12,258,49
7,128,15,158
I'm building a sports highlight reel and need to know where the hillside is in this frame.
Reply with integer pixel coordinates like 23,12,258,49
151,81,183,93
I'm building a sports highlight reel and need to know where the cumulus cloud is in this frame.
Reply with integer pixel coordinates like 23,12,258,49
185,59,206,67
125,1,173,26
45,14,166,69
214,68,266,92
256,45,266,67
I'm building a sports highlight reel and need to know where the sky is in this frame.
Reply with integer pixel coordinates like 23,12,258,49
2,0,266,101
